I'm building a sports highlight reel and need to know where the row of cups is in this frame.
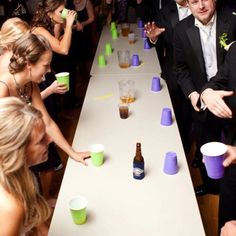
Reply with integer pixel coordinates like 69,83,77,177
69,141,227,226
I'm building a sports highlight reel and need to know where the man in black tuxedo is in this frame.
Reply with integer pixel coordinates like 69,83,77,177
143,0,172,22
173,0,236,196
200,42,236,230
144,0,192,155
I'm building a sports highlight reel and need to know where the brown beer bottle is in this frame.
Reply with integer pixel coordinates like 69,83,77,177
133,143,145,180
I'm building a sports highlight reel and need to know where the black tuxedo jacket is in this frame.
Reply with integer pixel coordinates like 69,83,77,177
152,1,180,90
143,0,172,22
173,7,236,99
202,43,236,116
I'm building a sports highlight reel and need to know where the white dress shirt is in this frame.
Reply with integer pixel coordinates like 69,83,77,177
176,3,191,21
195,14,217,80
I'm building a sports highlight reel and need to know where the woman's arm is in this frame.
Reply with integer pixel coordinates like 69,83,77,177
81,0,95,27
40,80,68,100
32,11,76,55
32,83,89,164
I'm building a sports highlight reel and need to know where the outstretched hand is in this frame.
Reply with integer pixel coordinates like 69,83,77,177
144,22,165,42
201,88,233,118
71,151,90,166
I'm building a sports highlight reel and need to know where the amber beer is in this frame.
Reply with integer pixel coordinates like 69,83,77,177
133,143,145,180
121,23,130,37
119,63,130,69
120,96,135,103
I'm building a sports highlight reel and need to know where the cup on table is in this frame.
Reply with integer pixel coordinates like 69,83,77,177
98,54,106,67
200,142,227,179
105,43,112,56
55,72,70,90
151,76,161,92
144,39,151,49
137,19,143,28
128,33,135,44
111,28,118,39
121,23,130,37
89,144,104,166
69,195,88,225
110,21,116,31
118,102,129,119
131,54,140,66
163,152,178,175
117,50,130,68
118,80,135,103
160,107,172,126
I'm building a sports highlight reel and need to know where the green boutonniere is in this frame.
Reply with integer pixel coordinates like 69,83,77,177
219,33,235,51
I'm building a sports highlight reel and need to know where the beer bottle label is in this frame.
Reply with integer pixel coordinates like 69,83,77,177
133,162,145,179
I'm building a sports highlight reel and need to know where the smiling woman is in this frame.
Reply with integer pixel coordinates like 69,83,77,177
0,33,90,164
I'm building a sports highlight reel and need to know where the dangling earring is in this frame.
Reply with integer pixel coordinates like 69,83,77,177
29,68,32,80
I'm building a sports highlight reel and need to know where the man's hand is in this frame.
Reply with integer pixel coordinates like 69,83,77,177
144,22,165,42
221,220,236,236
189,91,200,112
201,88,233,118
223,145,236,167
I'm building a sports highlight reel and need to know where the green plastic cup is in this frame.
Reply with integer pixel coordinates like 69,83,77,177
69,196,88,225
61,8,77,21
98,54,106,67
111,29,118,39
105,43,112,55
110,21,116,31
55,72,69,90
61,8,68,19
89,144,104,166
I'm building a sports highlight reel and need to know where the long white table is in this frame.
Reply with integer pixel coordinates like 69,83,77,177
90,24,161,75
49,73,205,236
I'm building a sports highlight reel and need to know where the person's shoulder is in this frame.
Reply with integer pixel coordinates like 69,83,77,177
0,185,24,223
175,14,194,31
32,26,51,37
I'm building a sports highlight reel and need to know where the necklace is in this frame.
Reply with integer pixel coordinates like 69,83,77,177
13,74,32,105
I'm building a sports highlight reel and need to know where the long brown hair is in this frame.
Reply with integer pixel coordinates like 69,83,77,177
31,0,66,33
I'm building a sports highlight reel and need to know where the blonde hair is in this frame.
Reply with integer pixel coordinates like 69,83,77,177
0,17,30,51
0,97,51,231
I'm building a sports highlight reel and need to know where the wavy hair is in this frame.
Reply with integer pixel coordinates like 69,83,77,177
0,97,51,232
0,17,30,52
31,0,65,33
9,33,51,74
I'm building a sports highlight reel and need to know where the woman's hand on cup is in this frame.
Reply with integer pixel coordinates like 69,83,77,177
71,151,90,166
66,10,77,27
49,80,68,94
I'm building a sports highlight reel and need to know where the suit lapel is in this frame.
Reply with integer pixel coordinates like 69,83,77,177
186,26,205,73
169,3,179,28
216,10,230,67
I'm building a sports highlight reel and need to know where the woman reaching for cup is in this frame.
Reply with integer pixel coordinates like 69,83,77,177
0,33,89,164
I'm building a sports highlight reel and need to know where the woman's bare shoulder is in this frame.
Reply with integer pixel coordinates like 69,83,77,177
0,185,24,234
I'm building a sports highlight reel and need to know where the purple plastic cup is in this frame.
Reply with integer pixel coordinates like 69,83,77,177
163,152,178,175
151,76,161,92
131,54,140,66
138,19,143,28
144,39,151,49
161,108,172,126
141,28,146,38
200,142,227,179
